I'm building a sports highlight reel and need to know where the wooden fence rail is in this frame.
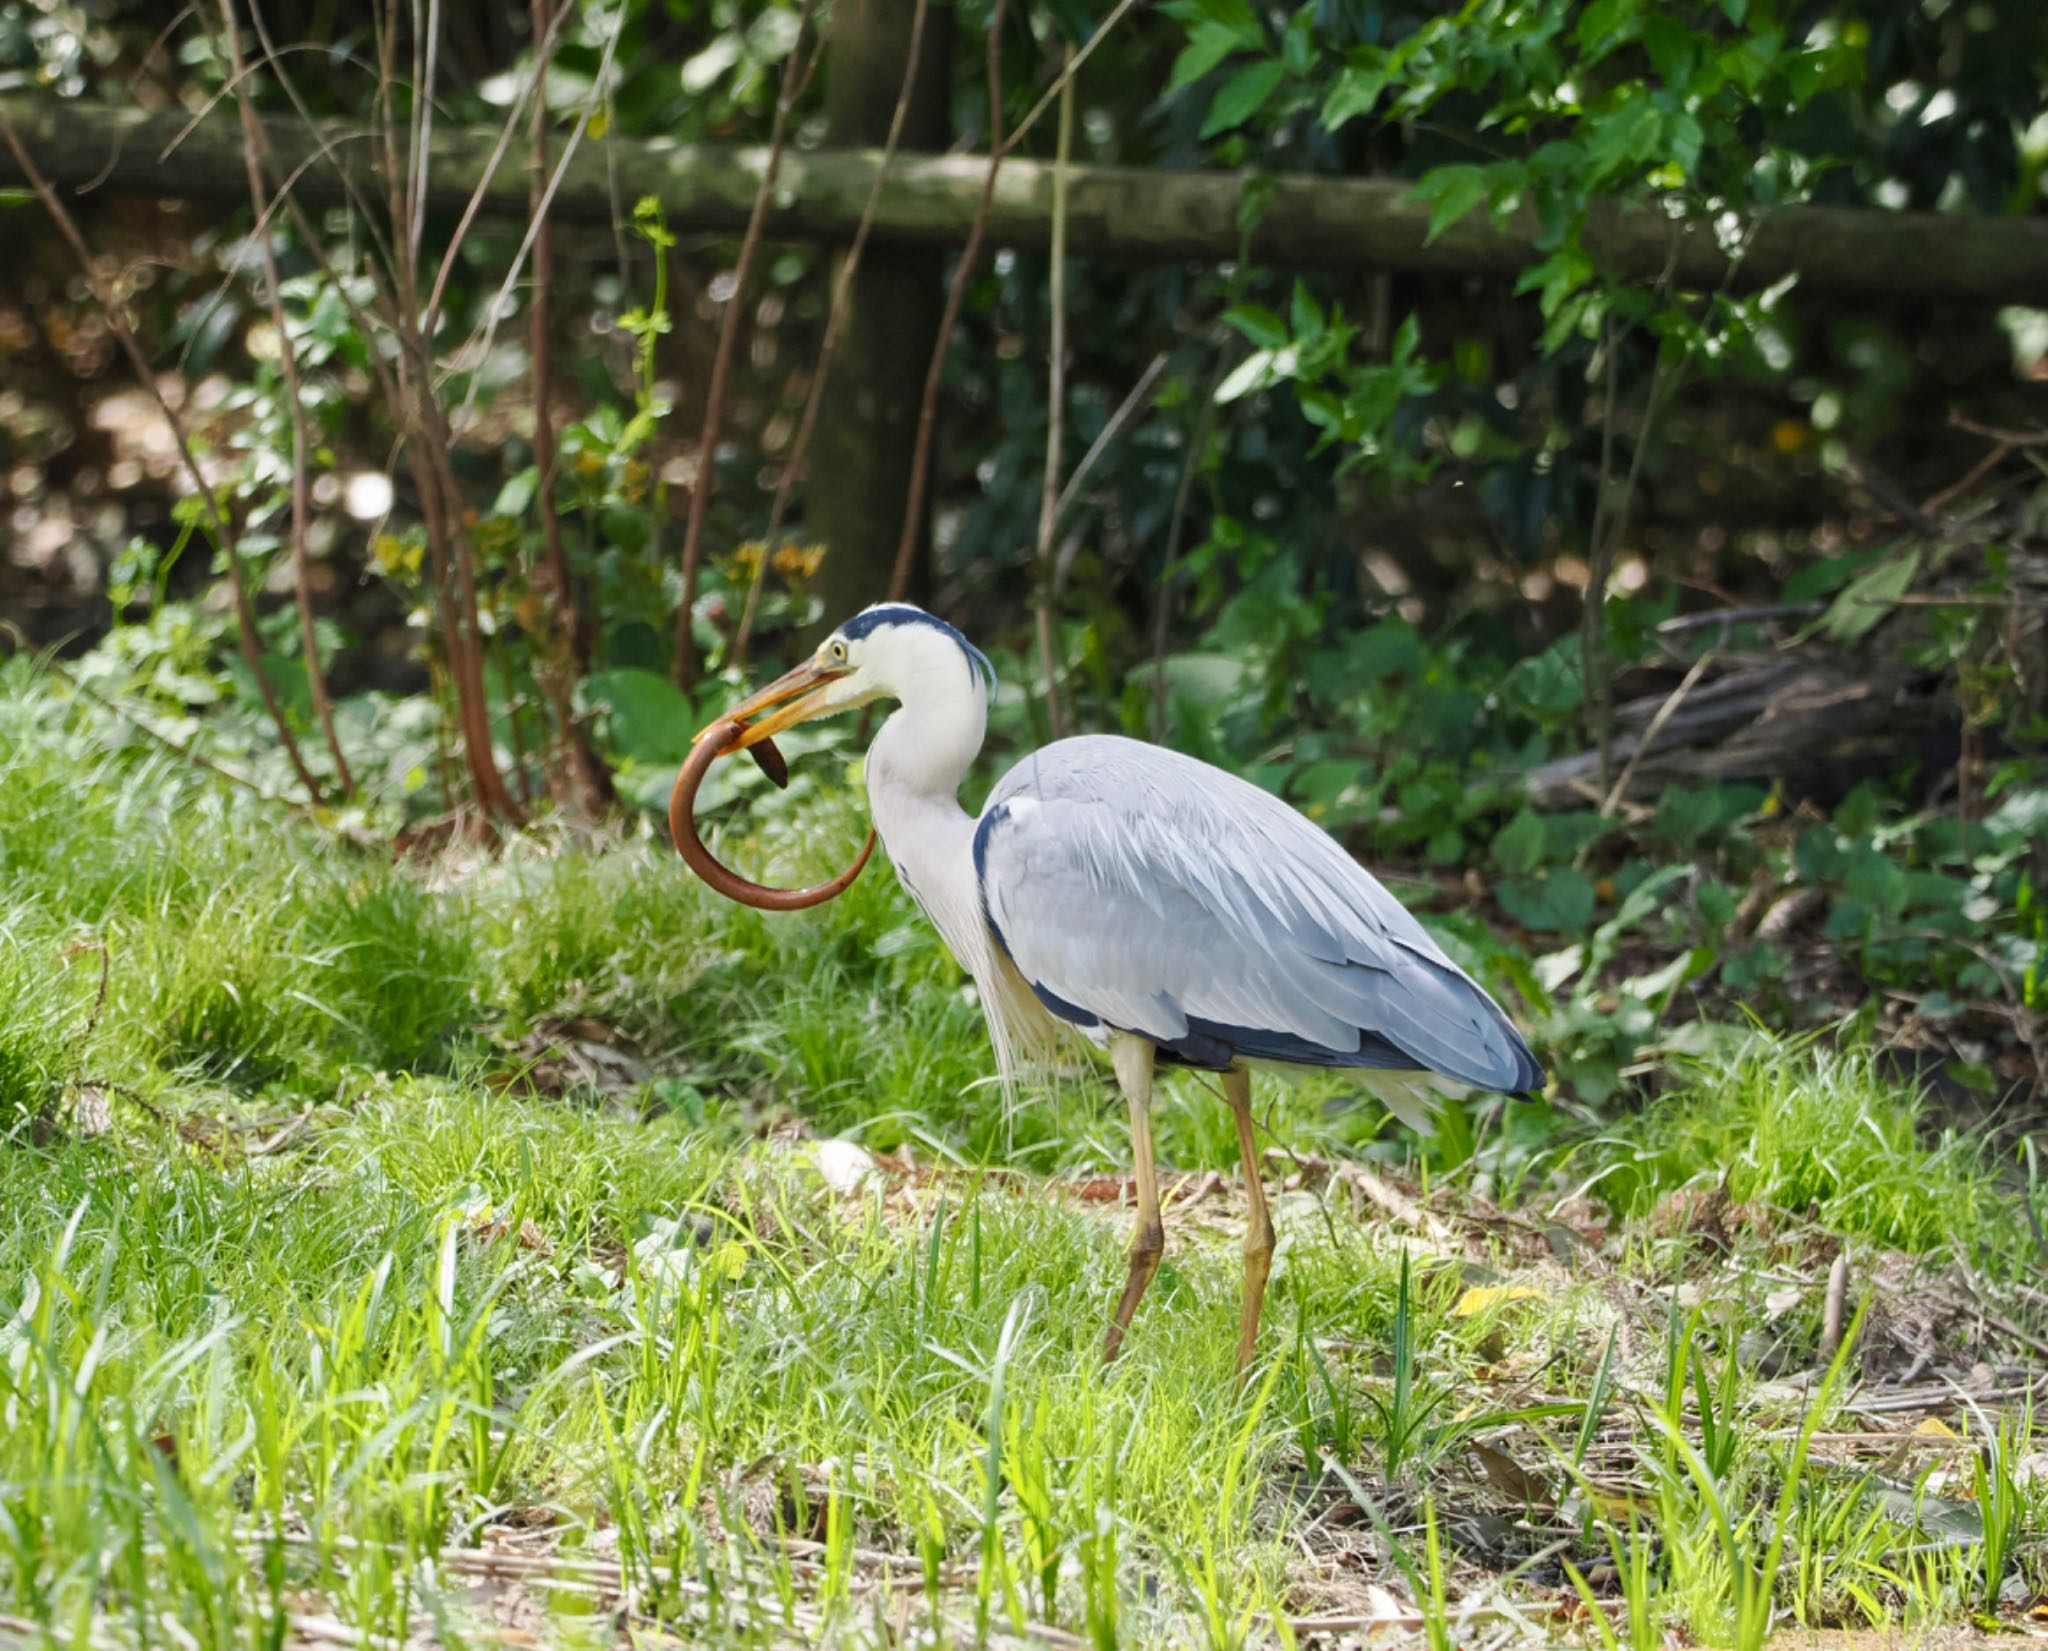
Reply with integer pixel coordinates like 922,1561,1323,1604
4,93,2047,301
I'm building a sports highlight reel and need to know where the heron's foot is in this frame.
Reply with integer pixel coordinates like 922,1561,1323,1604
1102,1215,1166,1363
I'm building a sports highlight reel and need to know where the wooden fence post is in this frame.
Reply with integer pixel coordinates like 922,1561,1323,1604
804,0,953,633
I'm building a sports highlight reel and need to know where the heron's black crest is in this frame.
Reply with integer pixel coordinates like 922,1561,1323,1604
842,604,996,693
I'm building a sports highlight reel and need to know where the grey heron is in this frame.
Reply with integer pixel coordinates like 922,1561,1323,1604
674,602,1544,1374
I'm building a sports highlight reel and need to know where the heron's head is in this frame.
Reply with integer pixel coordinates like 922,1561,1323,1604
714,603,994,751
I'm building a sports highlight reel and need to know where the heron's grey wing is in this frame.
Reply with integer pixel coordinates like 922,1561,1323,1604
974,736,1542,1094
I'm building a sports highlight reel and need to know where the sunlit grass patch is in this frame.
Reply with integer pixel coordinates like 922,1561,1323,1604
1593,1038,2016,1258
0,905,77,1125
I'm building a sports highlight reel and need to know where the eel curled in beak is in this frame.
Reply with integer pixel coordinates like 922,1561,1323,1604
668,660,874,911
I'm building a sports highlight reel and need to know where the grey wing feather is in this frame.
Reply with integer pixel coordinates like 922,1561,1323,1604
975,736,1542,1094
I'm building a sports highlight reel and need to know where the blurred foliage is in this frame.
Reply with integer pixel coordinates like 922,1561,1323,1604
0,0,2044,1103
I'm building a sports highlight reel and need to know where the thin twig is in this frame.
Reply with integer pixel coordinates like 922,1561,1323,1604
443,2,621,426
0,108,327,806
729,0,934,671
1599,646,1714,817
219,0,356,797
887,0,1009,603
1822,1250,1850,1361
1032,45,1076,740
1050,351,1169,585
997,0,1144,159
373,0,523,825
673,0,824,686
1581,314,1620,796
1920,441,2012,516
417,0,572,338
241,7,400,281
526,0,613,820
1951,411,2048,448
1151,354,1224,742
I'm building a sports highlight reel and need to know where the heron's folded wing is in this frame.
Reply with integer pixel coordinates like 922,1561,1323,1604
974,736,1541,1093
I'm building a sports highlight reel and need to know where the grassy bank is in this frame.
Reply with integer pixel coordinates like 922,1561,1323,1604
0,666,2041,1648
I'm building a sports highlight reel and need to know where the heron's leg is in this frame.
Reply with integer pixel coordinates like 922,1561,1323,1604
1225,1066,1275,1381
1103,1035,1162,1364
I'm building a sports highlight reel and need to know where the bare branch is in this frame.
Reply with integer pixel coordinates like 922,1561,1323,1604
1032,45,1076,741
998,0,1144,159
0,105,327,806
528,0,615,821
887,0,1010,604
422,0,577,346
729,0,933,672
219,0,355,797
1151,354,1224,743
673,0,825,687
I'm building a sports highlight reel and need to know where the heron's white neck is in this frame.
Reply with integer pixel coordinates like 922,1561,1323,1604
864,683,987,969
865,682,984,823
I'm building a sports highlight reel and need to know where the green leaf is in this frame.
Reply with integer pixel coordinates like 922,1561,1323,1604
492,466,540,519
1640,14,1697,88
1201,59,1286,139
1820,548,1920,642
1167,23,1242,94
1321,59,1390,128
1223,303,1289,350
1492,808,1548,877
1280,5,1316,78
580,669,696,766
1576,0,1641,51
1499,867,1596,934
1288,280,1326,341
1410,164,1491,246
1165,0,1264,49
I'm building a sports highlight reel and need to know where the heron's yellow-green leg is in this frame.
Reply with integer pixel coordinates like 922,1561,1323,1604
1103,1034,1163,1363
1225,1066,1275,1381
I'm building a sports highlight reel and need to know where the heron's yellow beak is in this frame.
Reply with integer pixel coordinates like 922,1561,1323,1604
705,659,851,750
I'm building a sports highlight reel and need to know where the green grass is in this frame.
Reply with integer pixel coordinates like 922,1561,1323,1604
0,661,2041,1646
1596,1038,2019,1257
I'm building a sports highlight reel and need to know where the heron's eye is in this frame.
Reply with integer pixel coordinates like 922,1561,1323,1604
828,640,849,665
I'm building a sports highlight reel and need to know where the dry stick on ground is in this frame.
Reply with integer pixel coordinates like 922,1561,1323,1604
218,3,355,798
672,0,824,688
728,0,933,672
527,0,614,820
886,0,1009,604
1031,47,1076,741
0,112,329,807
